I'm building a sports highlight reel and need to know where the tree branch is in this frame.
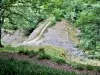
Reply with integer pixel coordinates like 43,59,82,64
6,9,34,25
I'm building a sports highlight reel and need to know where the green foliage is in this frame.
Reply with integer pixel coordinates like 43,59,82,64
62,0,100,60
0,45,67,64
72,63,85,70
39,53,51,60
1,0,64,30
88,50,100,60
82,0,98,3
86,65,94,71
1,0,50,31
69,62,100,72
3,7,47,30
0,45,18,51
0,59,78,75
54,58,66,64
18,49,38,58
74,7,100,59
1,46,100,73
38,47,51,59
52,8,63,21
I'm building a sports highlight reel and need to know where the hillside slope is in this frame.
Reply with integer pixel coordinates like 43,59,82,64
2,20,87,58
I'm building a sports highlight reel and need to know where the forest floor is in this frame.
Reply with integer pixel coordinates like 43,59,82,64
0,51,100,75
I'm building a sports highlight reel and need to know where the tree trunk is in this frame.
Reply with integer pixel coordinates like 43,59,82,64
0,19,3,47
0,9,4,47
0,4,4,47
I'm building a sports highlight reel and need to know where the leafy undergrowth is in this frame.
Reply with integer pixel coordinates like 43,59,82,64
0,58,78,75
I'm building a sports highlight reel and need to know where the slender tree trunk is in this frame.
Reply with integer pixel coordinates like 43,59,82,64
0,19,3,47
0,8,4,47
0,2,4,47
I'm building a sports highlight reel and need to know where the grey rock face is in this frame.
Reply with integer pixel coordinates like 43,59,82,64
2,29,27,45
36,20,87,58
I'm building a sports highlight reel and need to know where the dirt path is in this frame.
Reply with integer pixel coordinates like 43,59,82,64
0,52,99,75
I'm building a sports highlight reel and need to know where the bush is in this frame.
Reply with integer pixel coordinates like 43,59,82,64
23,50,30,55
86,65,94,71
96,67,100,73
72,64,85,70
39,48,45,52
18,50,25,54
74,5,100,60
18,50,37,58
39,53,51,60
38,48,51,60
54,58,66,64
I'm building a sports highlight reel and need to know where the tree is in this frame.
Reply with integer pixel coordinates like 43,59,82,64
0,7,4,47
0,0,46,47
0,0,24,47
0,0,65,47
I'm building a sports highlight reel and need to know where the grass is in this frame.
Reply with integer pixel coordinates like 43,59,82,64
18,47,66,64
27,45,67,63
0,45,67,64
0,45,100,72
66,61,100,72
38,47,51,59
54,58,66,64
0,58,78,75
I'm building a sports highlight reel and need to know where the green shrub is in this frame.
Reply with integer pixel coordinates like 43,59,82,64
3,45,16,51
39,48,45,52
39,53,51,60
18,50,38,58
23,50,30,55
38,48,51,60
54,58,66,64
95,67,100,73
72,64,85,70
86,65,94,71
18,50,25,54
